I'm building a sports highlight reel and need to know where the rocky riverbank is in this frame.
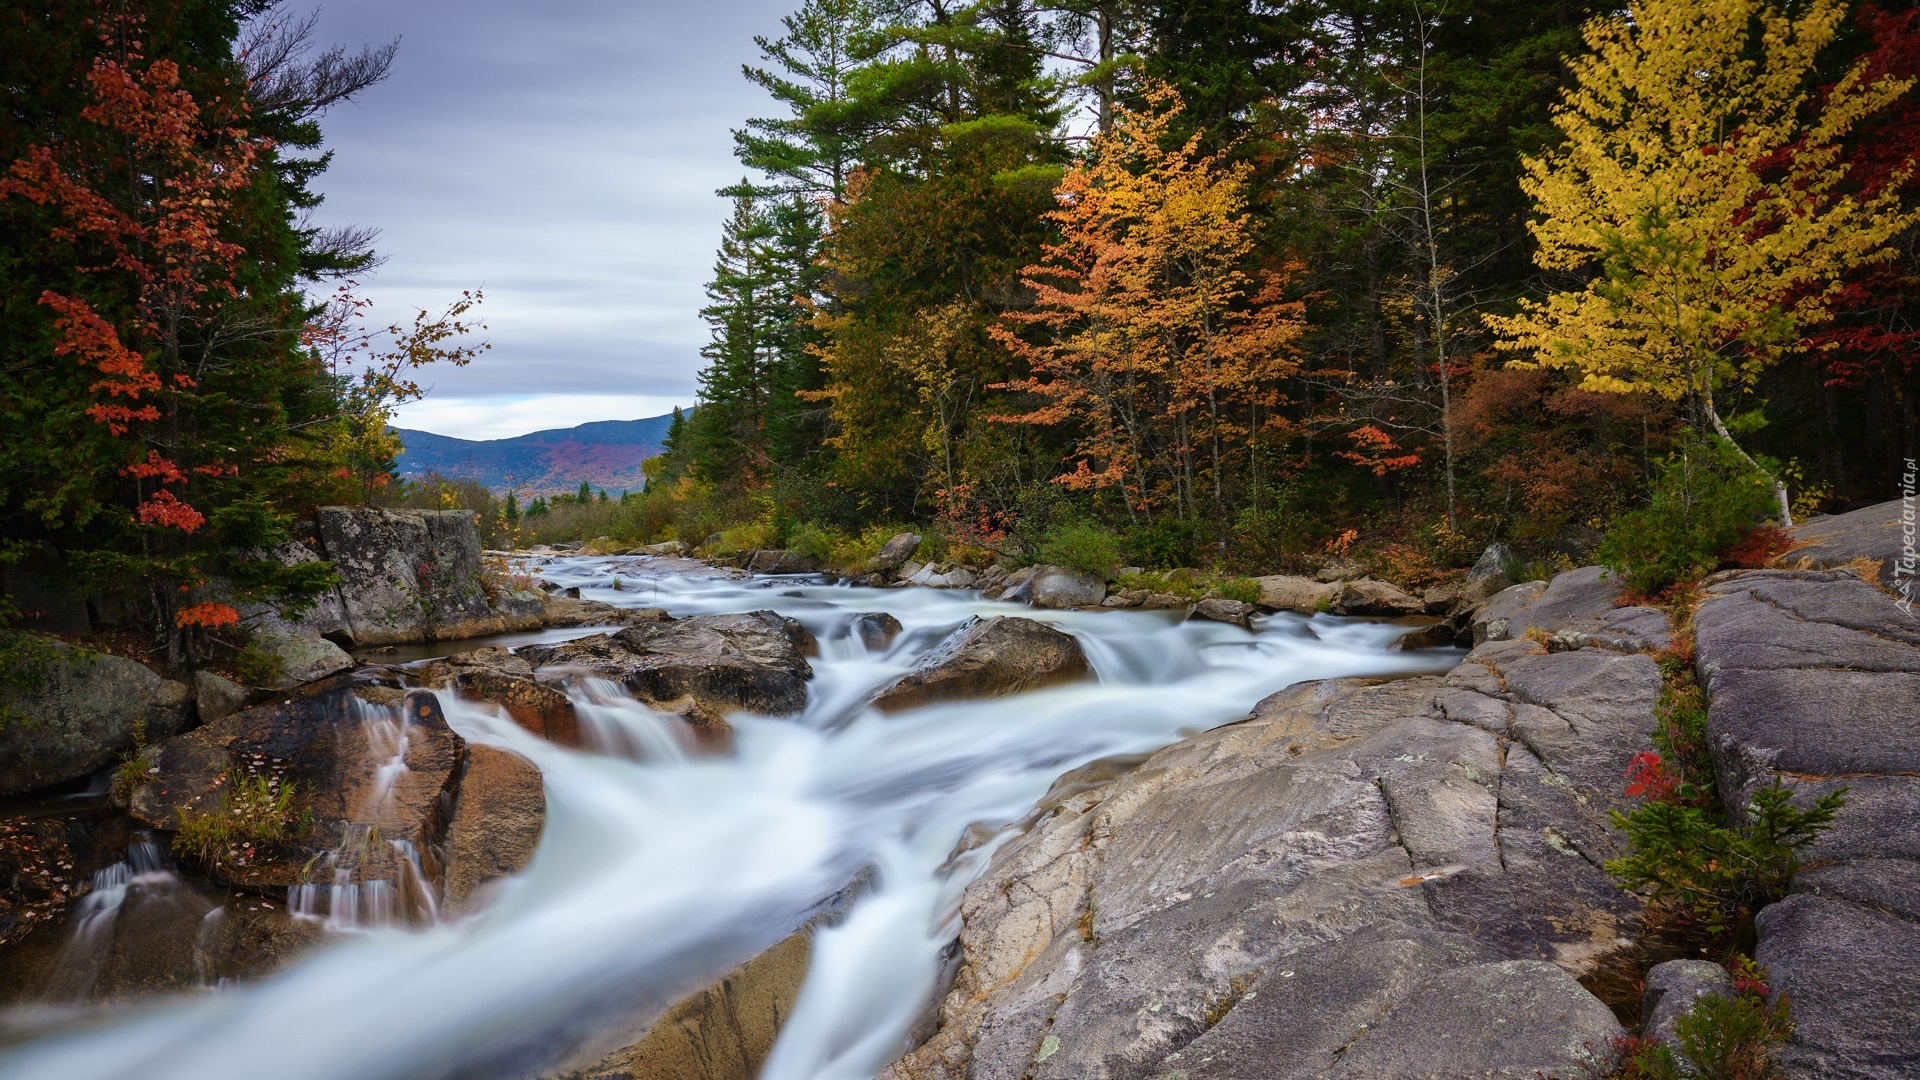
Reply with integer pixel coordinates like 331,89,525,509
1,499,1912,1078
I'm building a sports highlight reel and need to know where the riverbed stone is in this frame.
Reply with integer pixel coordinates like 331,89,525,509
193,669,252,722
870,533,923,572
1022,565,1107,609
871,616,1090,712
1463,542,1519,601
1253,574,1338,614
519,611,814,724
1330,577,1425,616
747,549,819,574
1640,959,1732,1056
1188,598,1255,629
0,634,192,796
416,647,583,748
444,745,546,912
539,593,670,629
851,612,904,652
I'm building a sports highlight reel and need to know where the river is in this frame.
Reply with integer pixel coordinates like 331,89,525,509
0,556,1460,1080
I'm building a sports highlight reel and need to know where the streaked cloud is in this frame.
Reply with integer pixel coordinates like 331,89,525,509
288,0,794,435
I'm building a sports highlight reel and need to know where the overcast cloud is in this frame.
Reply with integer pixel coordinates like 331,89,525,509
286,0,795,438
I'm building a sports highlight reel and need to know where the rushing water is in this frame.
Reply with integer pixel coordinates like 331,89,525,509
0,558,1460,1080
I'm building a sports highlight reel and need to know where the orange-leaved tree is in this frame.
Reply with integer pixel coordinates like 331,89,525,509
992,84,1305,550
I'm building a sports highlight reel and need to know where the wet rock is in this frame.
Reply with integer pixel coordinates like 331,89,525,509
1188,598,1255,629
128,672,464,893
883,622,1654,1079
1640,959,1731,1056
443,745,546,912
851,612,903,652
0,634,192,796
554,929,812,1080
253,632,354,688
1390,622,1459,651
871,616,1090,713
193,669,252,723
1694,568,1920,1076
1253,574,1338,614
747,549,819,574
870,533,923,572
1023,565,1106,609
1463,542,1519,601
416,648,582,748
1330,577,1425,616
520,611,813,724
540,593,671,628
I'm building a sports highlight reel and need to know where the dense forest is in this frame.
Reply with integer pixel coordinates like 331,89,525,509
0,0,480,663
628,0,1920,592
2,0,1917,660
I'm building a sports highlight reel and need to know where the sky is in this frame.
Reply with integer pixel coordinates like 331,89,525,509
284,0,796,439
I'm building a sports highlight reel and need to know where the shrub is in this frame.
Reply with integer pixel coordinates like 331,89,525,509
1033,521,1126,577
1612,957,1793,1080
233,641,284,688
784,521,845,562
1207,577,1262,604
709,521,778,556
1126,516,1205,569
1600,434,1778,596
1607,779,1845,935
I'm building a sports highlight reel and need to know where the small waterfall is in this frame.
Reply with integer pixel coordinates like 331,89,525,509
564,676,694,762
38,836,183,1001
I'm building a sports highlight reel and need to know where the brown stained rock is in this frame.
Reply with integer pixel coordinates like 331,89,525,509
1253,574,1338,614
127,672,464,892
415,648,582,748
851,612,904,652
540,594,671,628
1330,577,1426,616
444,745,546,911
554,930,812,1080
871,616,1090,713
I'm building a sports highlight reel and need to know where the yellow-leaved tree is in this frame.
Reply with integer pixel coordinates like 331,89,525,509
1489,0,1916,525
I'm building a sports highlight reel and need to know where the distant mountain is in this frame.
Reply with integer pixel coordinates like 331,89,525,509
394,412,680,496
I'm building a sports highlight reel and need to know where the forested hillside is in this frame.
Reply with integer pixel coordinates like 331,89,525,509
394,414,678,495
627,0,1918,590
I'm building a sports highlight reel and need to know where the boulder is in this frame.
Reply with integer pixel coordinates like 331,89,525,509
1640,959,1731,1057
0,635,192,796
637,541,689,557
747,549,820,575
443,745,546,911
1470,565,1672,653
1005,565,1105,609
893,560,926,583
494,588,547,632
1187,598,1255,629
883,621,1657,1079
252,632,354,688
193,669,251,723
1390,622,1460,651
1330,577,1425,616
1693,568,1920,1077
1253,574,1338,614
850,612,903,652
314,506,507,645
871,616,1089,712
1462,542,1519,601
128,672,463,898
415,647,583,748
870,533,923,572
519,611,814,725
